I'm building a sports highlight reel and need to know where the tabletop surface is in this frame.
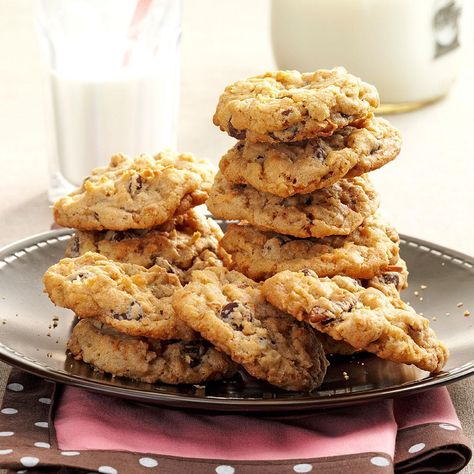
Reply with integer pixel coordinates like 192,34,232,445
1,0,473,472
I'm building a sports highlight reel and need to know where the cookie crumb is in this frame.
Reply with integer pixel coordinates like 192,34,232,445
446,312,450,316
419,297,424,302
432,316,437,321
420,284,427,289
464,310,471,317
414,291,419,296
457,302,463,308
441,262,446,266
342,371,349,380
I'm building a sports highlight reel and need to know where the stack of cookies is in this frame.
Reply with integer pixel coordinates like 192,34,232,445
208,68,406,289
42,68,448,394
206,67,448,372
44,150,240,386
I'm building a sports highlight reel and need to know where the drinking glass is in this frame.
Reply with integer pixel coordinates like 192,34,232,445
37,0,181,202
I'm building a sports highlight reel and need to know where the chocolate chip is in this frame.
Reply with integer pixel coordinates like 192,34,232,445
111,301,143,321
256,155,264,161
220,302,240,319
234,183,247,190
106,230,138,242
127,174,143,195
340,113,351,119
154,257,180,275
281,109,292,116
236,142,245,151
219,301,254,330
68,271,93,282
313,146,326,161
303,196,313,206
270,126,299,142
69,235,80,256
370,144,382,155
309,306,335,324
183,342,207,368
227,120,247,140
382,273,400,287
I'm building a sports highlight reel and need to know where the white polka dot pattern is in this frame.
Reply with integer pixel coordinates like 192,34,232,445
98,466,118,474
293,464,313,473
439,423,457,431
61,451,81,456
215,465,235,474
38,397,52,405
20,456,40,467
7,383,24,392
34,421,48,428
0,431,14,437
34,442,51,449
1,408,18,414
370,456,391,467
0,449,13,455
139,457,159,468
408,443,425,453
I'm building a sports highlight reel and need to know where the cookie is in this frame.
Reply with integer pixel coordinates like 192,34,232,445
53,151,214,231
43,252,195,341
208,172,379,238
262,270,448,373
219,117,401,197
172,266,328,391
213,68,379,143
220,215,400,281
68,319,238,384
65,209,228,282
365,258,408,298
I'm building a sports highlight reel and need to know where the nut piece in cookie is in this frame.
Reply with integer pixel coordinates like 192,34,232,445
208,172,379,238
219,116,401,197
68,319,238,384
220,214,400,281
65,209,229,283
53,151,215,231
262,270,448,373
43,252,195,341
213,67,379,143
171,266,328,391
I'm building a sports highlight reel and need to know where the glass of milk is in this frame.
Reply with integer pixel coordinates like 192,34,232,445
271,0,467,114
37,0,181,201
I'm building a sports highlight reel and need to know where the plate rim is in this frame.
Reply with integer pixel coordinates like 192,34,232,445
0,228,473,412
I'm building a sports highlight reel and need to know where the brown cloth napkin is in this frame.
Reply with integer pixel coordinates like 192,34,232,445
0,370,472,474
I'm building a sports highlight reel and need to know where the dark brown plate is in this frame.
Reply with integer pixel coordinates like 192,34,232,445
0,229,473,412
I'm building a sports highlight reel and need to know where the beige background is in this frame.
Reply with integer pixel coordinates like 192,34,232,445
1,0,473,472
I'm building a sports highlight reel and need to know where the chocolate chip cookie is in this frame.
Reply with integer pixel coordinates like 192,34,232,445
43,252,195,341
262,269,448,373
208,172,379,238
65,209,228,282
220,215,400,281
68,319,238,384
219,117,401,197
172,266,328,391
213,68,379,143
53,151,214,231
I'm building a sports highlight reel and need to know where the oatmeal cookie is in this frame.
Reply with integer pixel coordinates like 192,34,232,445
65,209,228,282
208,172,379,238
262,269,448,373
43,252,195,341
213,68,379,143
172,266,328,391
219,117,401,197
68,319,238,384
220,215,400,281
53,151,214,231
